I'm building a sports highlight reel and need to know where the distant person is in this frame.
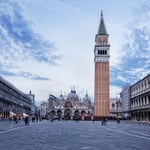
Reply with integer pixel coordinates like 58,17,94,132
13,116,18,124
32,116,35,122
36,116,39,122
101,118,107,126
24,116,29,126
117,118,120,123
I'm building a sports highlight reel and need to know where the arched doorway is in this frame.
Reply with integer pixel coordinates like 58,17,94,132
74,110,79,116
50,110,56,118
81,110,86,116
74,110,80,120
57,110,62,118
64,109,72,119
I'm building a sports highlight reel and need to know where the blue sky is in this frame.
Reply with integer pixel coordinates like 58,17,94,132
0,0,150,103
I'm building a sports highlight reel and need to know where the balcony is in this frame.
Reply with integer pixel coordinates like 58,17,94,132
131,104,150,110
131,88,150,98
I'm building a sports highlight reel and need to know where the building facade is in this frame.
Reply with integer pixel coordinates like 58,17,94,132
130,74,150,121
27,90,36,116
0,76,33,119
38,101,48,118
120,85,131,118
48,88,92,120
110,98,122,118
94,11,110,117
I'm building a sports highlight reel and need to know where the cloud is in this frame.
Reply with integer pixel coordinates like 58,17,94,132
0,69,16,76
110,1,150,88
17,72,50,80
110,85,122,98
0,0,61,80
0,68,50,81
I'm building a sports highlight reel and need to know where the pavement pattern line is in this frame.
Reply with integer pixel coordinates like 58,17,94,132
105,126,150,141
127,131,150,138
0,121,47,134
0,125,27,134
106,126,150,138
80,146,91,149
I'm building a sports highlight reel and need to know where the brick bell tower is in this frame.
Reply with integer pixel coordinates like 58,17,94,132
94,11,110,118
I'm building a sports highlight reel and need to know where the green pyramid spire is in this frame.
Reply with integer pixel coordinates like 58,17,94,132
98,10,107,35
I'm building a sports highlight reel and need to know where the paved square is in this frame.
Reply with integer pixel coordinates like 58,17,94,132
0,120,150,150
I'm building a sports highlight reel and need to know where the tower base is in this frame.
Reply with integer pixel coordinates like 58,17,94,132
93,116,109,121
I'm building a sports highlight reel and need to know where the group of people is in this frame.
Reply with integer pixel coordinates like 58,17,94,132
9,115,43,126
11,115,29,126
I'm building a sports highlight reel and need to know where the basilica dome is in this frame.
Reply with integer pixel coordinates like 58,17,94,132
67,88,79,101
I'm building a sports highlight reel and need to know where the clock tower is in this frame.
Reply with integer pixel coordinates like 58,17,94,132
94,11,110,117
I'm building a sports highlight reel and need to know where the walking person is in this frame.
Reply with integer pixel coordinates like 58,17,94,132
36,115,39,123
13,116,18,124
24,116,29,126
91,116,94,123
117,118,120,123
101,118,107,126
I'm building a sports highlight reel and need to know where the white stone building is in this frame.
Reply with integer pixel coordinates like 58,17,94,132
120,85,131,118
110,98,122,118
39,101,48,118
130,74,150,121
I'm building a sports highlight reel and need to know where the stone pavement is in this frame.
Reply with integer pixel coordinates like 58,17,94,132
0,119,25,131
0,120,150,150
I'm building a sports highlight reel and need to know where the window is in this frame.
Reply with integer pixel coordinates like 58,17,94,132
112,103,115,108
98,50,101,55
98,50,107,55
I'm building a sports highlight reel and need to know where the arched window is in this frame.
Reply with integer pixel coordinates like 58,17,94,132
112,103,115,108
64,101,72,108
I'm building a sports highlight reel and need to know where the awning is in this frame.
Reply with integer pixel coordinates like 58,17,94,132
9,111,16,117
23,113,29,117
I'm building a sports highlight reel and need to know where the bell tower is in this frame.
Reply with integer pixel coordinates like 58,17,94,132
94,11,110,117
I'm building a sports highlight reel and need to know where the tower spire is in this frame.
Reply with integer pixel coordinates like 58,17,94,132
101,10,103,17
98,10,107,35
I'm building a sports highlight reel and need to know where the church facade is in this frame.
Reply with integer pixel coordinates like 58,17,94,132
48,88,92,120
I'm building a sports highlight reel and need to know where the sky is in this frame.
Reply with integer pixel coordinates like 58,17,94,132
0,0,150,105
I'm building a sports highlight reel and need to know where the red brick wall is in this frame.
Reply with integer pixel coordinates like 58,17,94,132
94,62,110,117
